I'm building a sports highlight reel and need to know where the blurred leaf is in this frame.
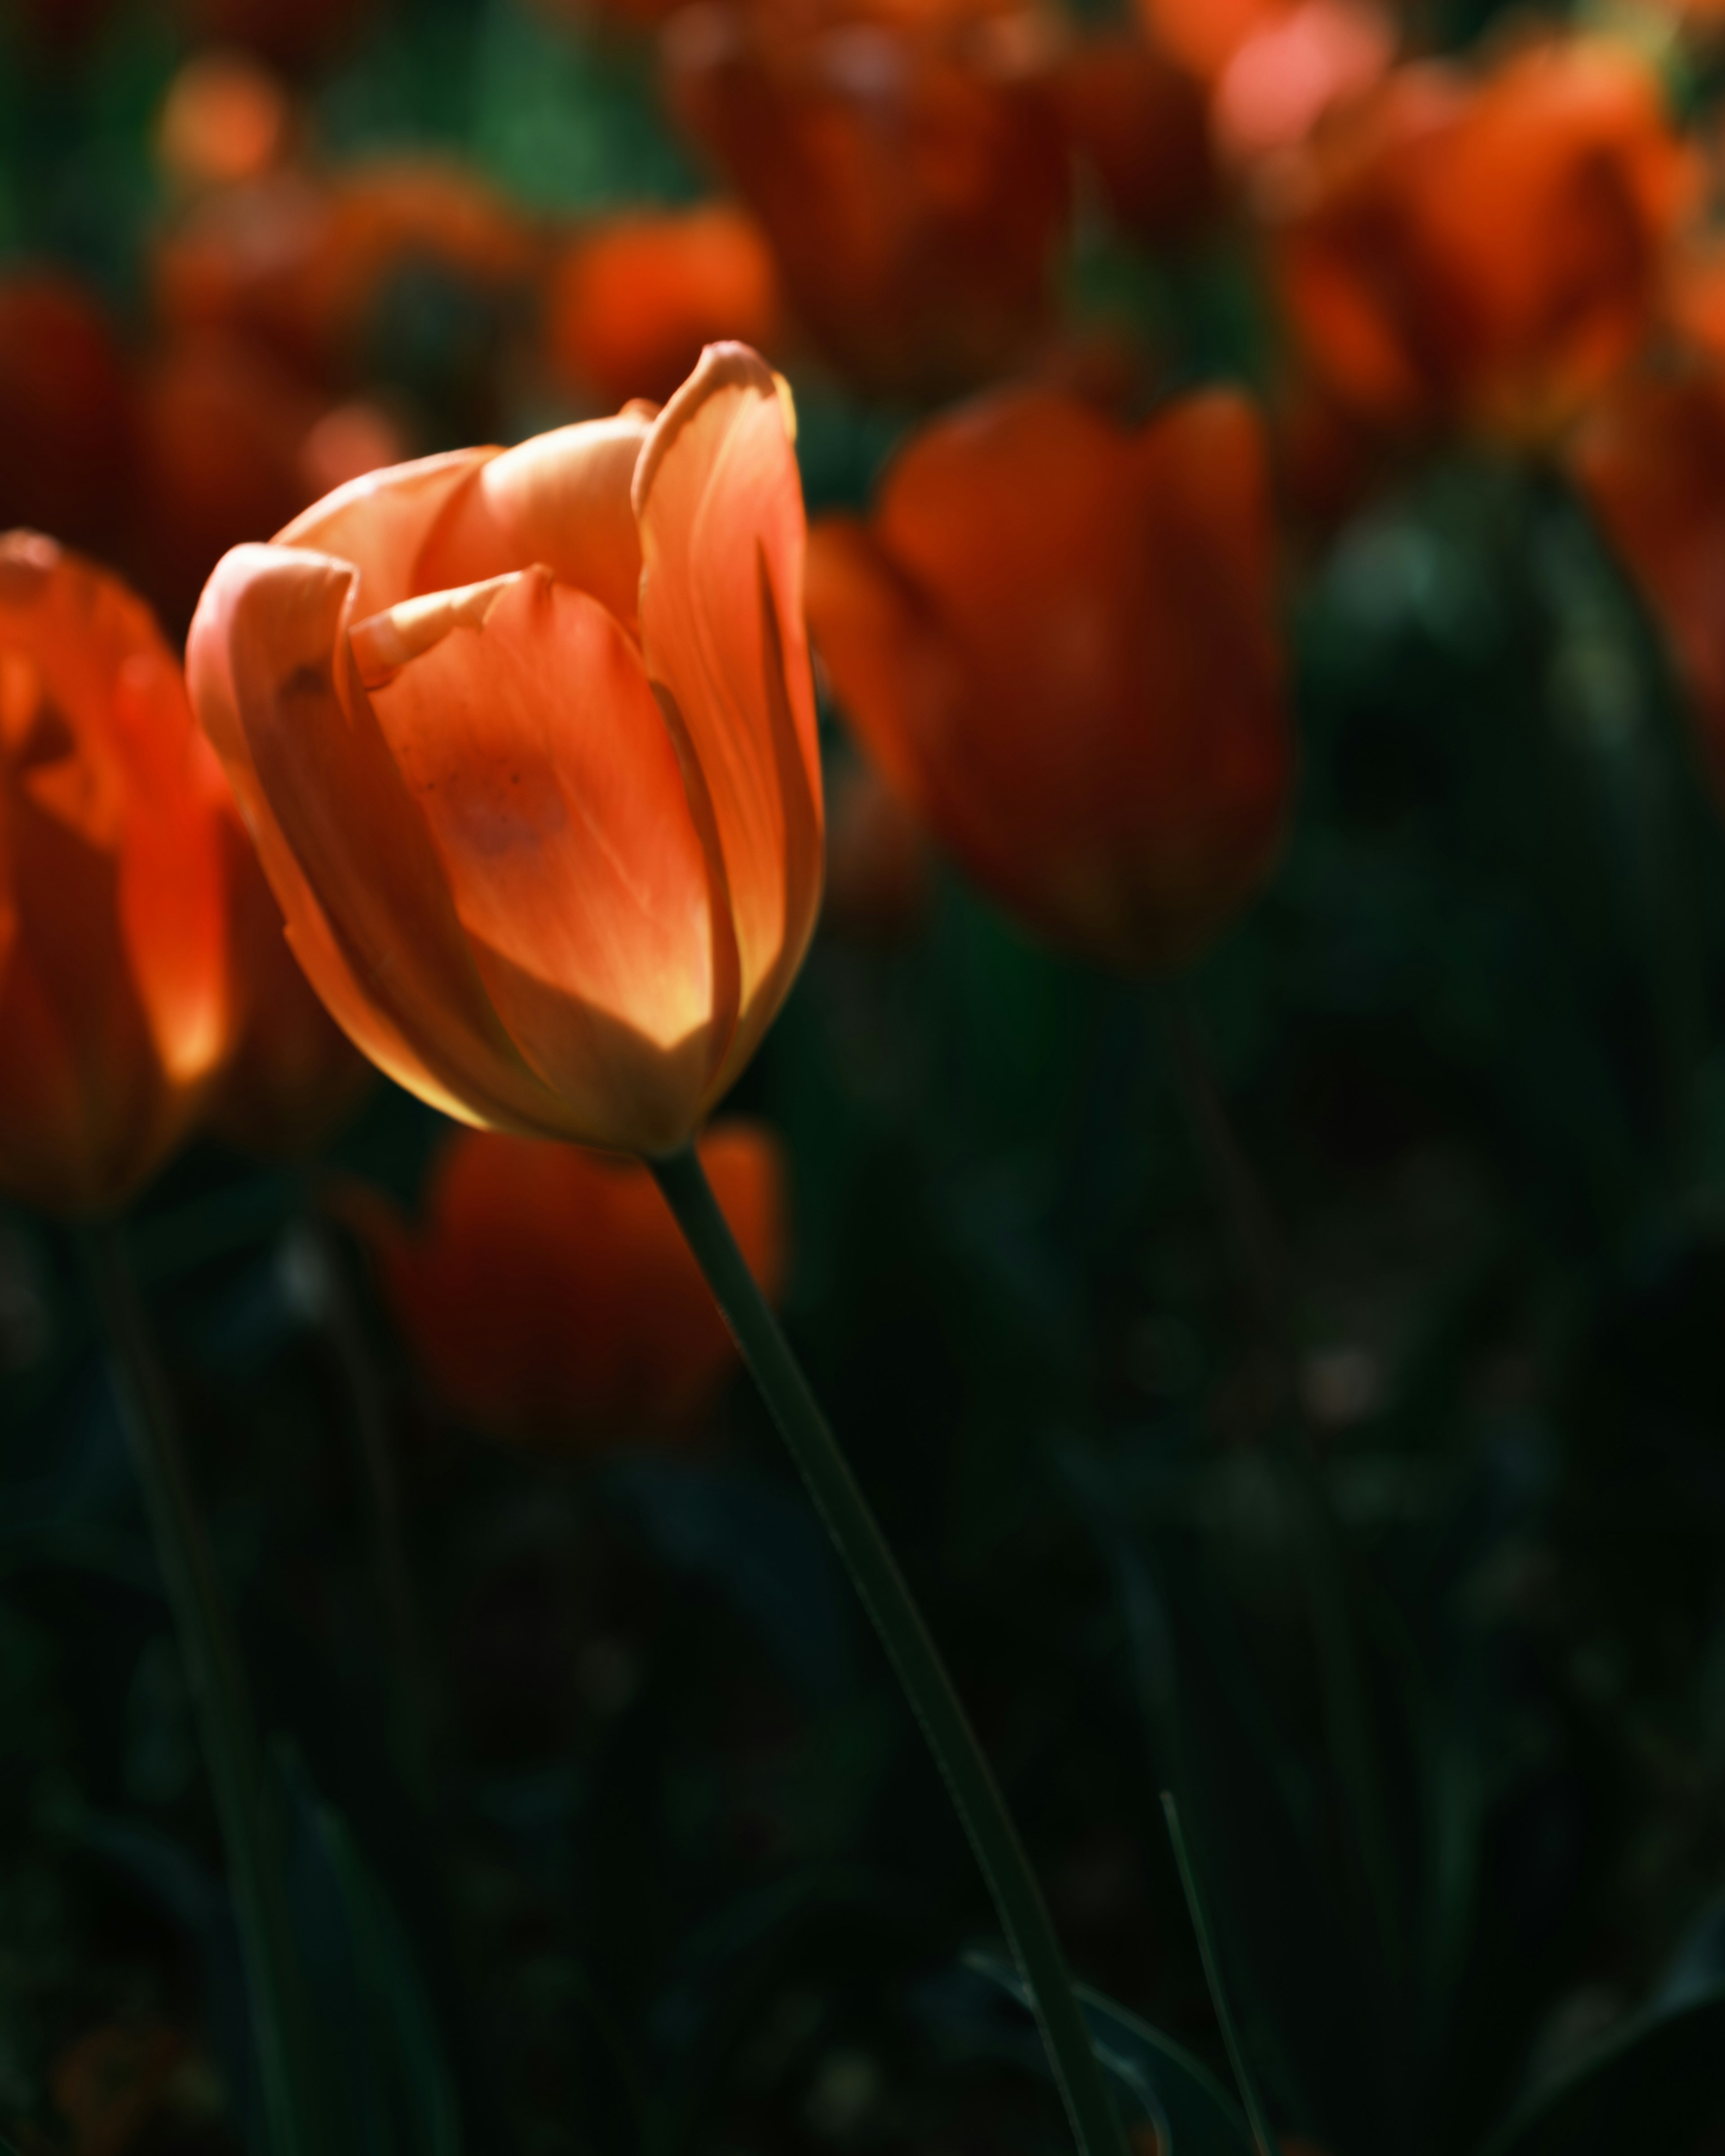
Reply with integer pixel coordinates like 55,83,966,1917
281,1753,463,2156
967,1950,1254,2154
1474,1988,1725,2156
600,1459,857,1710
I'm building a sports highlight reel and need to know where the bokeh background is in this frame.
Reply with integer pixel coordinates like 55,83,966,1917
8,0,1725,2151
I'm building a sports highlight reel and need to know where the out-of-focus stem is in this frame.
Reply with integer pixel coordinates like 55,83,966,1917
83,1224,325,2156
650,1143,1130,2156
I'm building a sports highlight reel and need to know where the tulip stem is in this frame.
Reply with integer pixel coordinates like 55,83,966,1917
650,1144,1130,2156
82,1224,326,2156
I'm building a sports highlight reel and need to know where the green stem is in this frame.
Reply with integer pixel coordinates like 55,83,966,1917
83,1225,325,2156
650,1145,1129,2156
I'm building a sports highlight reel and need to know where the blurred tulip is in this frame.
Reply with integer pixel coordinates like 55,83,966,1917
0,535,232,1215
155,50,294,194
362,1118,784,1439
544,203,785,409
155,161,538,398
1139,0,1288,79
1051,31,1221,247
807,386,1289,971
663,0,1070,398
127,334,328,639
172,0,376,71
822,759,933,940
1212,0,1394,175
0,271,134,559
208,803,371,1153
1271,38,1694,444
188,343,822,1155
1570,362,1725,799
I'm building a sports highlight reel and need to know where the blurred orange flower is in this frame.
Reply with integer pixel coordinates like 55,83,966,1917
807,386,1290,972
1051,30,1221,247
0,536,233,1215
1570,360,1725,800
208,801,372,1154
155,159,538,397
127,334,344,639
543,203,785,410
663,0,1070,398
187,343,822,1155
155,50,295,194
0,271,135,560
1271,37,1695,443
364,1120,786,1439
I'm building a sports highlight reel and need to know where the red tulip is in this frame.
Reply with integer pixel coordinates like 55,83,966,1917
663,0,1070,398
363,1120,786,1439
1270,37,1694,443
1050,31,1221,248
0,536,233,1214
187,344,822,1155
807,386,1290,971
155,160,538,398
543,204,785,410
0,271,135,561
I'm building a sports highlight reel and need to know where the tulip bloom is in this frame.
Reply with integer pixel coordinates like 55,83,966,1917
806,387,1289,972
187,343,822,1155
361,1119,785,1439
543,205,785,411
1570,363,1725,802
1270,39,1694,443
0,536,232,1215
1050,32,1221,248
663,2,1070,399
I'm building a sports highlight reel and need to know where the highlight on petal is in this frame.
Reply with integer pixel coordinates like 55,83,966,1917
633,343,823,1099
187,541,566,1135
360,564,740,1151
411,412,651,631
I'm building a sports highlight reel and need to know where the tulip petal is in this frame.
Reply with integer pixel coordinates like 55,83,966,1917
275,445,495,616
188,542,569,1133
633,344,823,1098
360,566,741,1151
411,413,652,631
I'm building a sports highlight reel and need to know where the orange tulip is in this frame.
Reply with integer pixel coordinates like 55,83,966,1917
543,204,785,410
362,1119,786,1439
208,803,371,1154
806,386,1289,972
0,271,135,561
1270,38,1694,444
0,536,232,1215
1570,360,1725,801
662,1,1070,398
187,343,822,1155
